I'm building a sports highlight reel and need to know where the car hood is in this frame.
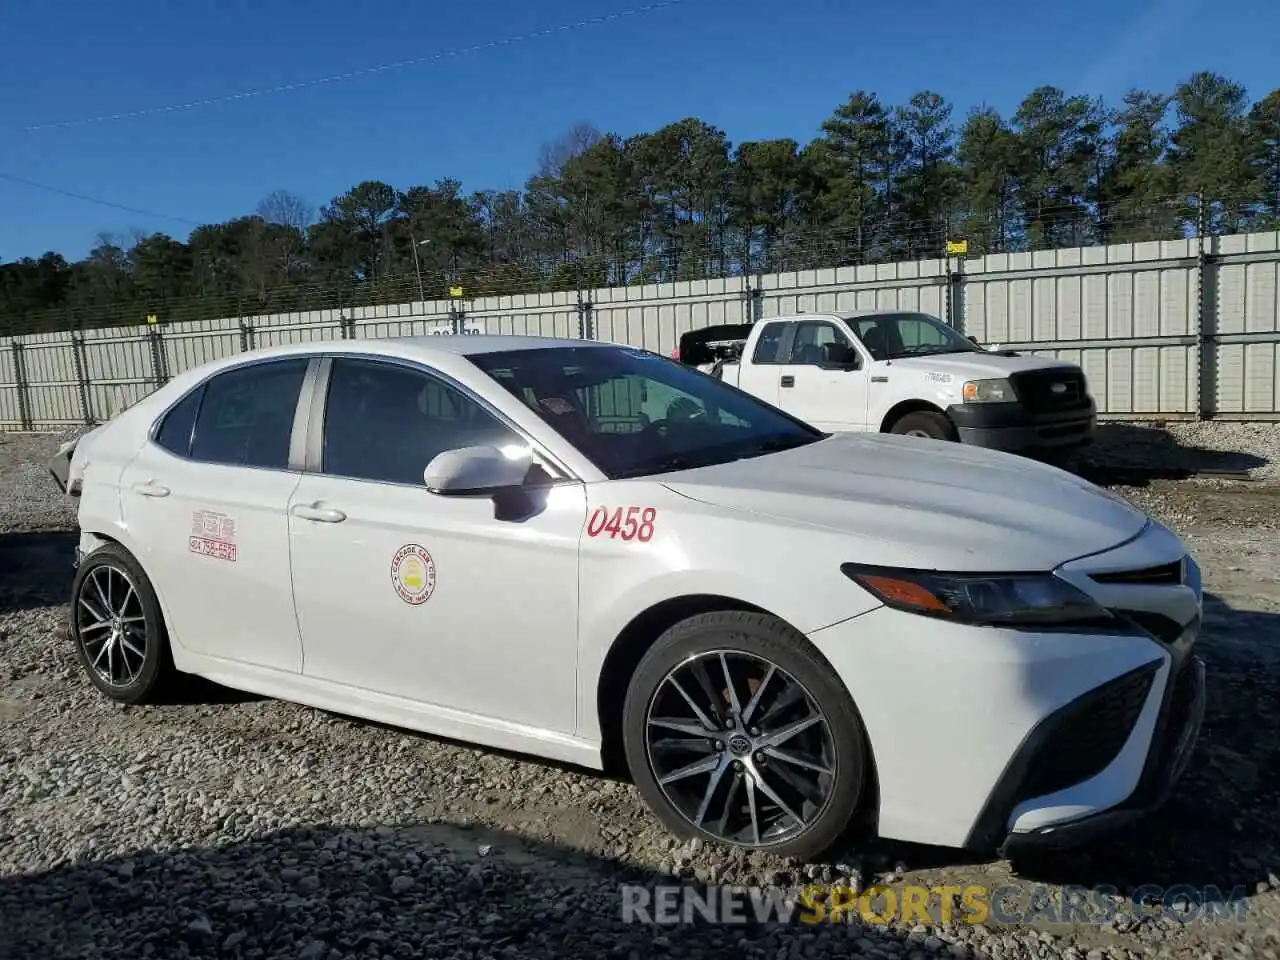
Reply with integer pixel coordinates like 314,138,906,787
881,351,1080,381
659,433,1148,571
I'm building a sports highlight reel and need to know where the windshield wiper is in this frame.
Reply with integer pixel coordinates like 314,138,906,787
614,454,704,479
887,347,976,359
757,434,819,452
725,434,820,462
614,433,819,478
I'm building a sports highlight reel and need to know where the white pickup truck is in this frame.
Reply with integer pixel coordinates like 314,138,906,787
677,310,1096,456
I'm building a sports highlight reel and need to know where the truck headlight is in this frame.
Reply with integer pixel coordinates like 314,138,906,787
840,563,1114,627
961,378,1015,403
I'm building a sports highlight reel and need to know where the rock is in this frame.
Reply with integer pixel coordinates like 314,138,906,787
187,916,213,936
390,875,414,895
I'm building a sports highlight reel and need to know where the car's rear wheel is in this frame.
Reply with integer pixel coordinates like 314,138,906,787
889,410,956,441
621,611,869,861
71,542,174,704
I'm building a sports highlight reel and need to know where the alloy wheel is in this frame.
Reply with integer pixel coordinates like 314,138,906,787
644,648,838,848
75,564,148,689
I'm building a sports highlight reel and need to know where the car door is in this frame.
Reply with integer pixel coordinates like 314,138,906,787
119,355,313,673
286,354,586,735
733,320,790,407
772,319,870,431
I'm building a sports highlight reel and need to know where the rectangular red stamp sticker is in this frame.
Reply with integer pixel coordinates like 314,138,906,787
190,510,237,562
189,536,237,562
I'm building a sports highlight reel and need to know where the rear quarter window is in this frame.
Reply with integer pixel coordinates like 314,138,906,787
154,386,204,457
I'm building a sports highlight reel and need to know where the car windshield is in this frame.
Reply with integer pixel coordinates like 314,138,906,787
468,344,826,479
846,311,980,361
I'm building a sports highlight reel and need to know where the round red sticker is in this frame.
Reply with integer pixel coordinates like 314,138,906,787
391,543,437,605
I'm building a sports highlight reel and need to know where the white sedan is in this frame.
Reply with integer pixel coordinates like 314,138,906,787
50,335,1206,861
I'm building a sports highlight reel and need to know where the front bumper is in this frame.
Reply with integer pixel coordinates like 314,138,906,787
996,655,1205,856
947,399,1096,452
806,522,1203,853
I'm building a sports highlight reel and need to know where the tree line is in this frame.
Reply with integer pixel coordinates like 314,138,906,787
2,70,1278,337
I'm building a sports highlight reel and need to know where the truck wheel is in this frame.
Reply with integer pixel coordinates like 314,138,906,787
621,611,869,861
889,410,956,441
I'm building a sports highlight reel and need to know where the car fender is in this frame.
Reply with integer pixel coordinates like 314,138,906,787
575,492,885,743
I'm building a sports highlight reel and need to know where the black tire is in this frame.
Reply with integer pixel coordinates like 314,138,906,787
621,611,870,861
70,541,175,704
889,410,956,441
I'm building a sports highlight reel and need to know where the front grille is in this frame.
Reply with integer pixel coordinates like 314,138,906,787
1018,663,1156,800
1090,560,1183,586
1010,369,1089,413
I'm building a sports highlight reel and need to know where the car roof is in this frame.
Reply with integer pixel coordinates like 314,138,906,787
201,334,621,366
393,334,617,356
762,309,934,324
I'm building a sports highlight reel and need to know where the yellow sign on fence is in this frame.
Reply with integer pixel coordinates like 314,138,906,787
945,239,969,255
449,285,464,298
146,313,158,325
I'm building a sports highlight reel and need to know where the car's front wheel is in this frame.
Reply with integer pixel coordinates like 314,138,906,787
622,611,870,861
70,541,175,704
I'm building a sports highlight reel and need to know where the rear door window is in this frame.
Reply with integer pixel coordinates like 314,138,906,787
189,359,309,469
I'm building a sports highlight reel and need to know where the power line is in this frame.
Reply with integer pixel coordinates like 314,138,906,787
20,1,690,133
0,172,202,226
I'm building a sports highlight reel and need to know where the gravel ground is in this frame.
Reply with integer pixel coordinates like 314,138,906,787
2,422,1280,960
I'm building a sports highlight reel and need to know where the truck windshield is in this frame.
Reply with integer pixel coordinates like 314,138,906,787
469,345,825,479
848,312,980,361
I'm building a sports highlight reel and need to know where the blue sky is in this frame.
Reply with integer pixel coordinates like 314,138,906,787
1,0,1276,261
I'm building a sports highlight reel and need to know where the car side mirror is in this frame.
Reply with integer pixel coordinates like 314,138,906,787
423,444,531,496
967,335,981,346
820,342,860,370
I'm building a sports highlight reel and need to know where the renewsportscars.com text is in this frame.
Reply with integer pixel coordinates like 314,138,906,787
620,883,1252,927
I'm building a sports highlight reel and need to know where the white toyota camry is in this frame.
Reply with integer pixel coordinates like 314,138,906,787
49,335,1206,861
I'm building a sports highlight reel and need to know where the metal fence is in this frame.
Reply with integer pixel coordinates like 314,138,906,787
2,229,1279,430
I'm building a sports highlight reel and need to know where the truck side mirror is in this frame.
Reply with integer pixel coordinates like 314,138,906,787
820,342,860,370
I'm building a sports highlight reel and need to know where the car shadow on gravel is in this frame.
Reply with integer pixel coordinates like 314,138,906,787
0,528,264,705
1071,422,1268,486
0,821,953,960
0,529,77,614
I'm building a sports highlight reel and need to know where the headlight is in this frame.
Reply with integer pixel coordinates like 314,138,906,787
961,378,1015,403
840,563,1114,626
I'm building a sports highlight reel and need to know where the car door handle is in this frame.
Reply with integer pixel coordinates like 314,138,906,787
780,375,795,388
132,481,170,498
291,504,347,523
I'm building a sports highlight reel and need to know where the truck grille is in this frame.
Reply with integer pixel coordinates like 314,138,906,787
1010,369,1089,412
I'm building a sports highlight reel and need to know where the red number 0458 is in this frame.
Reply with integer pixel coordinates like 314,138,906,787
586,506,656,542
